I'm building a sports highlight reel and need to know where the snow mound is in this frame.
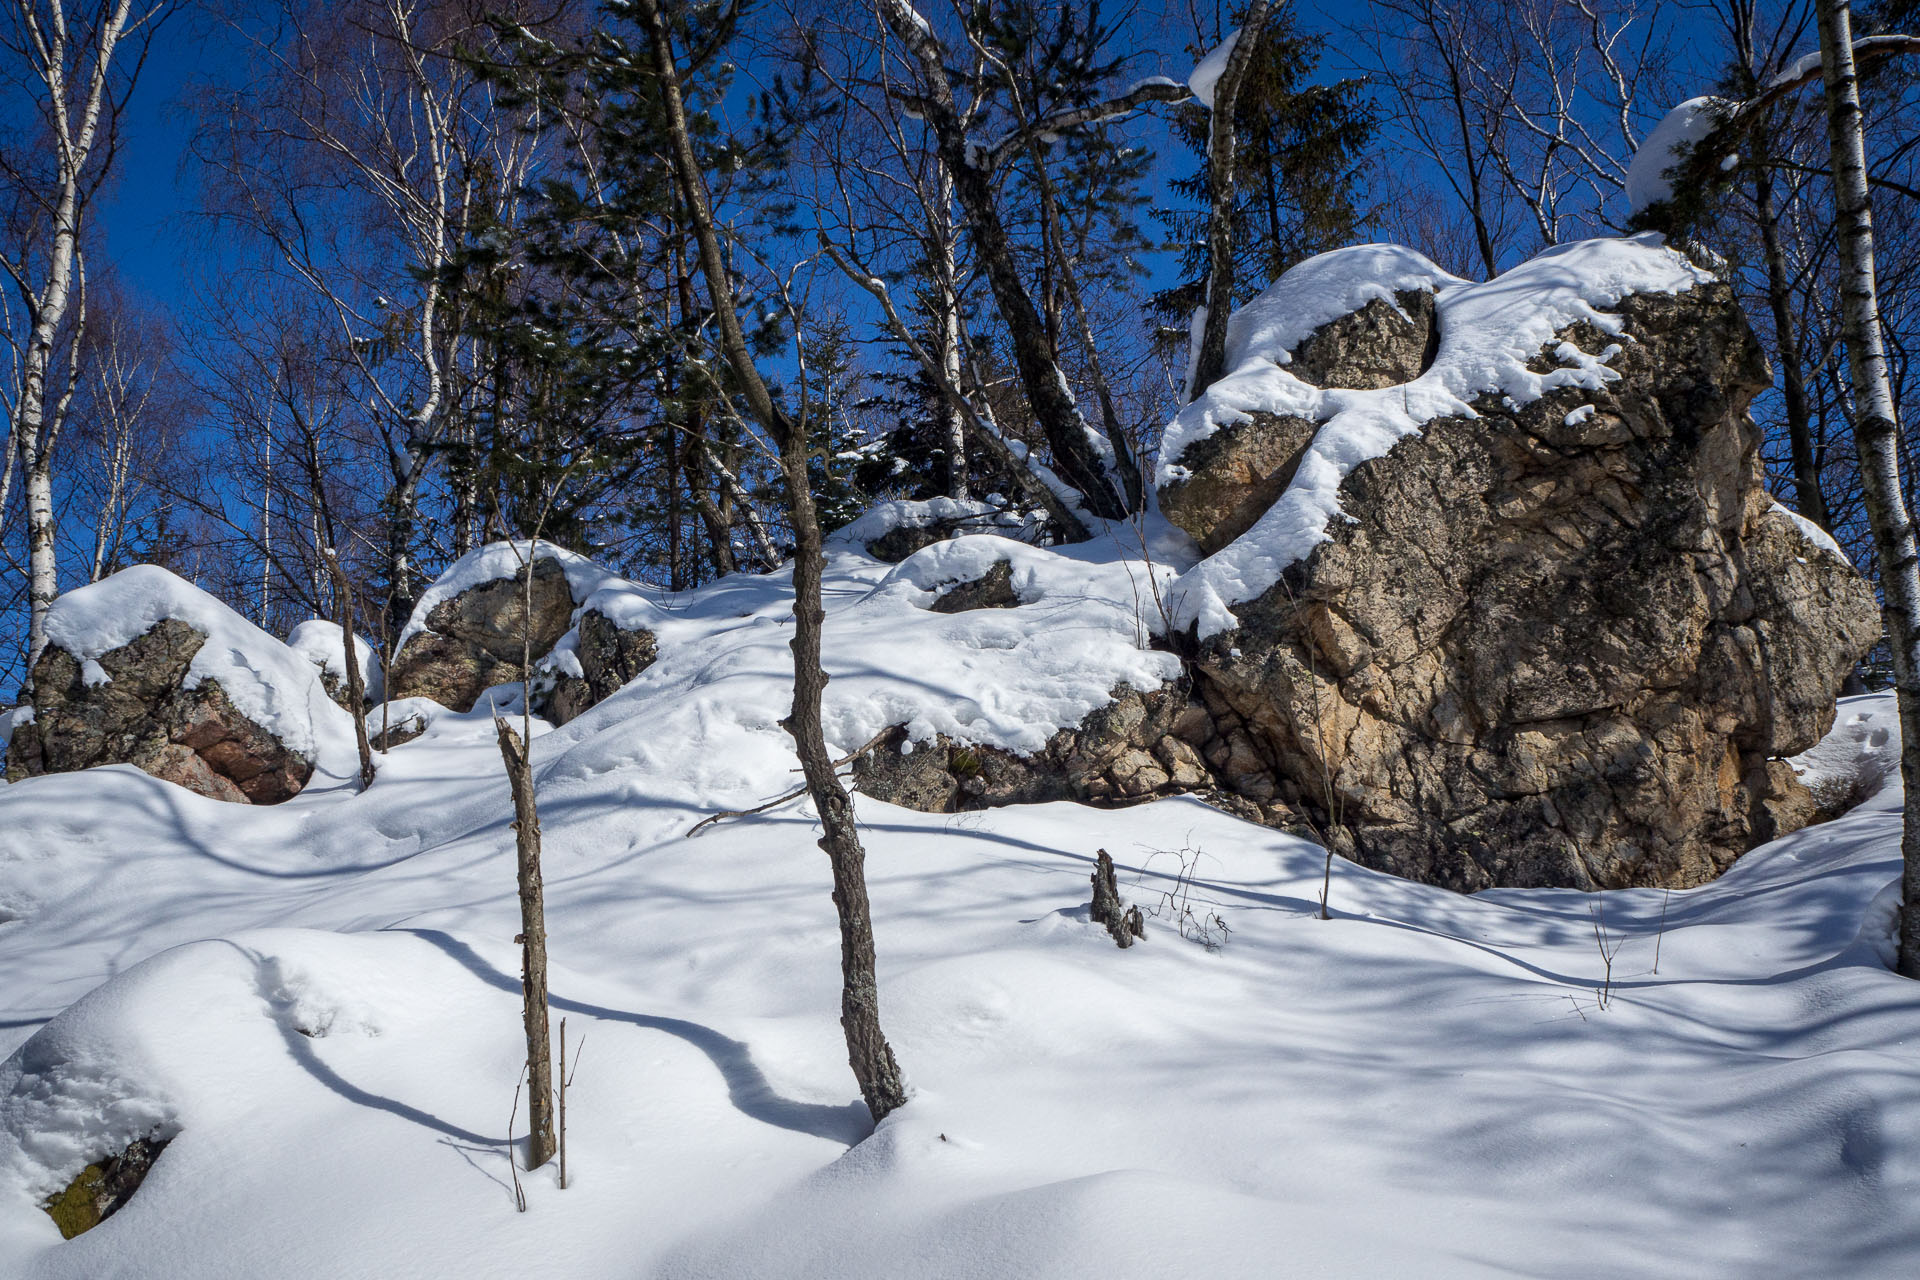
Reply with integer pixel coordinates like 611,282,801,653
832,497,1040,550
1626,96,1733,216
41,565,356,764
1223,242,1464,374
286,620,384,703
1161,234,1712,637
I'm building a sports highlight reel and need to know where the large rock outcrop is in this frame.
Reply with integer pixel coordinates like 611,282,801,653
6,567,341,803
388,556,579,712
861,238,1879,894
1158,248,1878,891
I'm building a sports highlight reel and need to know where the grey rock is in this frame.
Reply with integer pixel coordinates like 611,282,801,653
543,609,660,726
388,558,576,712
929,560,1020,613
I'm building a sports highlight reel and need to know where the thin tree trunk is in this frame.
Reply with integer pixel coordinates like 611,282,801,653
699,438,780,570
495,715,557,1167
1817,0,1920,978
638,0,907,1123
1757,168,1831,528
322,547,376,790
932,162,970,501
1026,150,1145,506
384,470,423,640
1189,2,1274,400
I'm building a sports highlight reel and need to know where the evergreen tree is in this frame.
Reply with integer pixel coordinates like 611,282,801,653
1153,6,1376,329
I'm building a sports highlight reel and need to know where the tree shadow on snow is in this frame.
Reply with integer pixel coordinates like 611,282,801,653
401,928,871,1147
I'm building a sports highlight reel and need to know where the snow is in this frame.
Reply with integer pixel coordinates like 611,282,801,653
393,541,620,657
38,565,357,768
1161,234,1712,638
1626,96,1733,216
1770,497,1851,564
1220,242,1464,376
3,536,1919,1278
1187,28,1241,109
831,497,1040,549
286,620,384,704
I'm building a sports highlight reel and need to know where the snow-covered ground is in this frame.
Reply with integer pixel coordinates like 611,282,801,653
2,531,1918,1278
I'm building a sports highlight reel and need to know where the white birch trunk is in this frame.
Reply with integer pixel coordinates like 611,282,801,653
8,0,140,683
1817,0,1920,978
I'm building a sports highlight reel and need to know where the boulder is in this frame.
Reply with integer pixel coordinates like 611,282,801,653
1166,273,1878,890
42,1132,172,1240
1162,284,1442,555
865,239,1880,894
388,557,577,712
541,609,659,726
6,566,341,803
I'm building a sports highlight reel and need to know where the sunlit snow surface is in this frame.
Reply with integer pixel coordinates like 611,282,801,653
1,532,1917,1279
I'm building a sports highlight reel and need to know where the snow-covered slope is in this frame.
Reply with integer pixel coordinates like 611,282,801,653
2,533,1917,1279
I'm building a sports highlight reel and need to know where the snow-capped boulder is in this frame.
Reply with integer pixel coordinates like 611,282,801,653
1155,236,1880,891
833,497,1041,563
387,542,616,713
6,566,352,804
286,620,383,709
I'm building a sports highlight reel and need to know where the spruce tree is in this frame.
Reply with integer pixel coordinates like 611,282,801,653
1153,6,1375,330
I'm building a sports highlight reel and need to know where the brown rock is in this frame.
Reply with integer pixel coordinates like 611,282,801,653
1176,285,1878,891
388,558,577,712
1286,288,1440,390
6,619,316,804
542,609,660,726
1160,413,1320,556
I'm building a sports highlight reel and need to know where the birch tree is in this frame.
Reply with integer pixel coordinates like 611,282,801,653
0,0,169,684
198,0,558,637
1815,0,1920,977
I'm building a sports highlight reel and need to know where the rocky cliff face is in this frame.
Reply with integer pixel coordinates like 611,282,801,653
1161,254,1878,890
861,238,1879,892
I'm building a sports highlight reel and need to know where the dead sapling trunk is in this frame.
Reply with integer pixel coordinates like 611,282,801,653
492,538,561,1172
557,1017,584,1190
1090,849,1146,948
495,711,557,1171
